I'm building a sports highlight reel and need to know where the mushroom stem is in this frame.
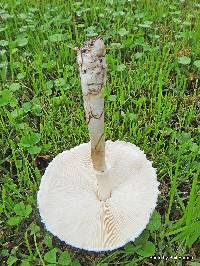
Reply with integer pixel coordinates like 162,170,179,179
96,171,112,201
77,38,107,172
77,38,111,200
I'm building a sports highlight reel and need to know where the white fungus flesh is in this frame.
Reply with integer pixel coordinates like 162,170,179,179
37,140,160,251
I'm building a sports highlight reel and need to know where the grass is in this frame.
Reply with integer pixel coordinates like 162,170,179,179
0,0,200,265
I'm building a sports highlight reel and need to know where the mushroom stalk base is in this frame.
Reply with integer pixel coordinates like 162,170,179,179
96,170,112,201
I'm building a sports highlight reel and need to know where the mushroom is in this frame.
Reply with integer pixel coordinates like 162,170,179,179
37,38,160,251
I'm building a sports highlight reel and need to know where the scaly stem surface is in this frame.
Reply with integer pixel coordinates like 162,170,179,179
77,38,111,200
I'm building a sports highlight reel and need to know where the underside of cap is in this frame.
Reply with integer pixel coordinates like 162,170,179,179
37,140,160,252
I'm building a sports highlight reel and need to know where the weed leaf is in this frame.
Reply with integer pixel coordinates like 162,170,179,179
7,256,17,266
58,251,71,265
7,216,21,226
193,60,200,69
134,230,150,245
136,241,155,257
44,248,57,264
20,132,41,147
27,146,41,155
178,56,191,65
44,234,53,248
147,210,161,232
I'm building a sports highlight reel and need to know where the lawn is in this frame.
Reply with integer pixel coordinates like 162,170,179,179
0,0,200,265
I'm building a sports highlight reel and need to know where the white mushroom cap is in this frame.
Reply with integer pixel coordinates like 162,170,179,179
37,140,160,252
